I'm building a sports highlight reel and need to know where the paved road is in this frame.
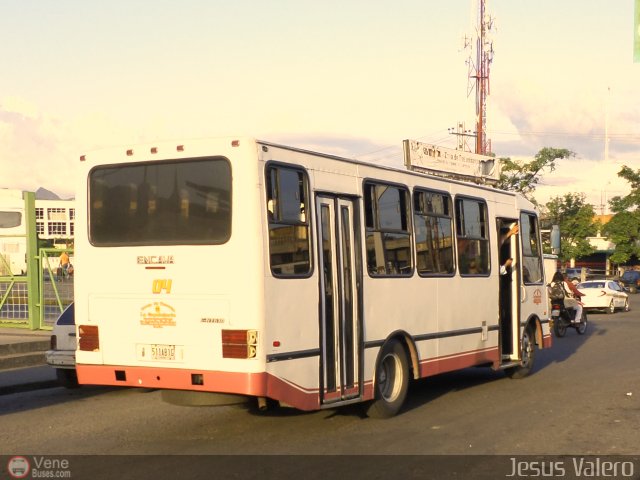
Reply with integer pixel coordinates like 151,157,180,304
1,302,639,477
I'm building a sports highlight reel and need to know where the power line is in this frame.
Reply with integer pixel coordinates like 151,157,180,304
353,129,453,160
490,130,640,140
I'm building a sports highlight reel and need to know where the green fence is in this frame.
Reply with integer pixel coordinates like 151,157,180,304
39,248,74,328
0,192,73,330
0,271,30,328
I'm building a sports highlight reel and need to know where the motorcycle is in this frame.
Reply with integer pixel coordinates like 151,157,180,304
550,299,588,337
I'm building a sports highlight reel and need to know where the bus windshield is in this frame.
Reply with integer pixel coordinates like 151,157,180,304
89,157,231,246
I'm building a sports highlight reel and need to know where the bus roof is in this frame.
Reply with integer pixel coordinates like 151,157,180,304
78,136,531,209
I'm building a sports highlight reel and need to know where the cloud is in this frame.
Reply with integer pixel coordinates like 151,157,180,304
535,157,631,210
489,76,640,166
488,76,640,209
0,97,76,198
266,133,400,163
0,97,146,199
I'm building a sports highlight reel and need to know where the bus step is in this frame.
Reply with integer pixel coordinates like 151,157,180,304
500,361,521,369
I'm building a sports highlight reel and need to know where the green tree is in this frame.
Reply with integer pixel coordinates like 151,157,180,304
545,193,598,262
604,166,640,264
498,147,575,201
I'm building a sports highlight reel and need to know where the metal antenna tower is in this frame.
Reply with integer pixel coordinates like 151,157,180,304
466,0,494,155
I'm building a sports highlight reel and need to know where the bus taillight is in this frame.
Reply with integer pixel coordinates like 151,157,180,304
222,344,257,359
78,325,100,352
221,329,257,359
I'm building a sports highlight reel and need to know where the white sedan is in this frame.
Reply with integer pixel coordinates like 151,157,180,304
45,303,78,387
577,280,629,314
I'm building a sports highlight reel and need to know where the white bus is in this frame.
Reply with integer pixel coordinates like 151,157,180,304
75,137,551,417
0,189,27,276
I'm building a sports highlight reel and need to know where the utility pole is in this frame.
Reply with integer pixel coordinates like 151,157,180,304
466,0,494,155
448,122,475,152
602,87,611,216
604,87,610,164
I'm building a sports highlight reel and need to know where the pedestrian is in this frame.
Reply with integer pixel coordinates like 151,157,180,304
58,251,71,281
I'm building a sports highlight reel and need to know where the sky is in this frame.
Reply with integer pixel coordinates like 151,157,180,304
1,0,639,210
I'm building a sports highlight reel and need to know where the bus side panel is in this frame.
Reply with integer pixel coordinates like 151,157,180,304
362,275,500,380
258,148,363,409
262,275,321,409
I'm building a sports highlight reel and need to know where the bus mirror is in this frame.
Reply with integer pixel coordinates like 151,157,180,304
550,225,561,255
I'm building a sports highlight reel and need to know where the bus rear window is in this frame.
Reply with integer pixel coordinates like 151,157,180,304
89,157,231,246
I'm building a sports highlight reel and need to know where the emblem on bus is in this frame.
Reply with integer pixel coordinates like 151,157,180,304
533,288,543,305
140,302,177,328
137,255,175,265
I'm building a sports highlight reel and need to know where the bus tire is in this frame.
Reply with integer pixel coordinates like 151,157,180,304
366,339,409,419
56,368,79,389
505,325,536,380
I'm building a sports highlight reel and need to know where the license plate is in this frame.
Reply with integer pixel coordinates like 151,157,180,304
551,309,560,316
137,344,183,362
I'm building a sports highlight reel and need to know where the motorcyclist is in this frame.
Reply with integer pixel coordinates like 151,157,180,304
550,271,584,322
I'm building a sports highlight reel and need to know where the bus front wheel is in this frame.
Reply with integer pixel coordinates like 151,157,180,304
505,325,536,380
366,339,409,419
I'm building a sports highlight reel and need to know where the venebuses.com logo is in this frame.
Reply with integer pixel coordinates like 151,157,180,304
7,457,30,479
7,456,72,478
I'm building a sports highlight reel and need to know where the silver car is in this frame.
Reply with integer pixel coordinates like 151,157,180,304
45,303,78,387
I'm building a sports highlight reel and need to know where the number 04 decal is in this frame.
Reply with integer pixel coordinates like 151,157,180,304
152,279,173,294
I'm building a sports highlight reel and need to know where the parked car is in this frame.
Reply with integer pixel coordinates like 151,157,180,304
577,280,629,314
565,267,593,284
620,270,640,294
45,303,78,388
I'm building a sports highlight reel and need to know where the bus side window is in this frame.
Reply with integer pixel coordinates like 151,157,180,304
265,165,311,277
455,198,489,275
364,182,413,277
413,189,455,276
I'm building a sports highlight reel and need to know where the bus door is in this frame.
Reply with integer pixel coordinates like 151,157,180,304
316,195,362,404
497,218,520,362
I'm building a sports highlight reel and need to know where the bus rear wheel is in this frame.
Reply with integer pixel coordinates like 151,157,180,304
366,339,409,419
56,368,79,389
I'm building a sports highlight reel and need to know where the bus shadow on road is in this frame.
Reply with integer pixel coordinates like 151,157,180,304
398,320,604,416
402,368,508,414
535,315,604,371
0,385,131,417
